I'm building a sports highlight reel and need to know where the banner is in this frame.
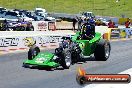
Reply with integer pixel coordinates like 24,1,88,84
0,35,63,51
120,29,126,38
124,28,132,38
48,22,56,31
32,21,48,31
32,21,56,31
110,28,120,39
0,38,19,47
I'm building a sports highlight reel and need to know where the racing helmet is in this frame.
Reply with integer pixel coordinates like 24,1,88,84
89,18,95,25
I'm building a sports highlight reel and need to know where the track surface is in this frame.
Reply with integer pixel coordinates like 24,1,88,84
0,40,132,88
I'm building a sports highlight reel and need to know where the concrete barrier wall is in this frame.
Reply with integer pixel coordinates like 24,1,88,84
1,27,131,52
0,36,62,51
123,28,132,38
0,31,75,52
95,26,109,35
0,26,108,52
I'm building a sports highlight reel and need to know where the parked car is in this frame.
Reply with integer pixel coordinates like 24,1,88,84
0,10,34,21
0,7,7,14
37,12,55,21
25,11,44,21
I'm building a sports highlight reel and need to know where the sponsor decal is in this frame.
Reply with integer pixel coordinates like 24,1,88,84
48,36,61,43
120,29,127,38
48,22,55,30
38,36,62,46
35,57,47,63
111,28,120,38
38,22,48,31
23,37,36,47
0,38,19,47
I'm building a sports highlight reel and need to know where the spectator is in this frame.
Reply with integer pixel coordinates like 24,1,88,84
26,22,34,31
108,20,115,28
3,19,8,31
72,18,77,31
125,18,131,28
76,16,82,32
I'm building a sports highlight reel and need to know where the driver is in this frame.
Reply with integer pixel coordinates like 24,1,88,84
80,18,95,40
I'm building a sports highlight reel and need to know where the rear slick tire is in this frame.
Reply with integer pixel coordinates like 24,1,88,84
28,45,40,60
94,39,111,61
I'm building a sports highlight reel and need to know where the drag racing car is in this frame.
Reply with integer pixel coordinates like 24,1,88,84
23,22,111,69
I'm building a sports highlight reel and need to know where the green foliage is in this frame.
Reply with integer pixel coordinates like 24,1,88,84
0,0,131,18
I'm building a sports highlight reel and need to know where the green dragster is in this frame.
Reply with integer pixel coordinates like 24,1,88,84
23,32,111,69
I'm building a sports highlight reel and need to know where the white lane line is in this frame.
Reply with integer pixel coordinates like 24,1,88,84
83,68,132,88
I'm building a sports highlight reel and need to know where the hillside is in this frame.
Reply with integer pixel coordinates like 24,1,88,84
0,0,131,18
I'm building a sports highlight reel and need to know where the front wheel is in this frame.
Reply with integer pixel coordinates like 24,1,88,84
94,39,111,61
61,48,72,69
28,45,40,60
